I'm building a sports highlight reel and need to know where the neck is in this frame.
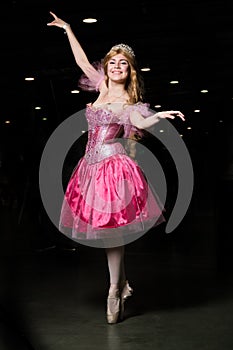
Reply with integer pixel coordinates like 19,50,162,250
108,80,126,95
107,90,128,104
108,91,126,98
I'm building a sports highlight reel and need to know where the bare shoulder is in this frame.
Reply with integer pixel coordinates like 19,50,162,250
98,79,108,93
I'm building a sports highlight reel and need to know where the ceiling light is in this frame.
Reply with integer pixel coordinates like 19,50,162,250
201,89,208,93
71,90,80,94
154,104,161,108
35,106,41,110
194,109,200,113
83,18,97,23
170,80,179,84
141,67,150,72
25,77,34,81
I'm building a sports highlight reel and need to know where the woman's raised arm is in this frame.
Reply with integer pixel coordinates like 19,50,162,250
47,11,103,86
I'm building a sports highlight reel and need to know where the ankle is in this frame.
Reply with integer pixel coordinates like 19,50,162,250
119,279,128,289
108,283,120,296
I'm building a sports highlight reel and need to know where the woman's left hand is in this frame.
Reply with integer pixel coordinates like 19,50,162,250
47,11,67,29
156,110,185,121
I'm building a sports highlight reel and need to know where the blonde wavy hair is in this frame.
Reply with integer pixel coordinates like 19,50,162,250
102,47,145,104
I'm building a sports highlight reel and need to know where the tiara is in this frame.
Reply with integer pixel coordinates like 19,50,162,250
110,43,135,57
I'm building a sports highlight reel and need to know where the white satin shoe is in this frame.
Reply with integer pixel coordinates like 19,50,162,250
106,289,120,324
119,280,133,321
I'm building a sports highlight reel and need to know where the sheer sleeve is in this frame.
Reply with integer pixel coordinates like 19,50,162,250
78,61,105,92
122,102,154,139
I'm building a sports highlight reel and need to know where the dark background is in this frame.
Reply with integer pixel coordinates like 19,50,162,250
0,1,233,349
0,0,232,252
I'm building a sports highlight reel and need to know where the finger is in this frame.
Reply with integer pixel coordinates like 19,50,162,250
49,11,57,19
173,112,185,119
170,110,183,115
159,113,175,119
165,115,175,119
177,113,185,121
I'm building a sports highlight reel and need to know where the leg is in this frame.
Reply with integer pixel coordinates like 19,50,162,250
105,245,125,292
105,246,124,324
105,246,133,324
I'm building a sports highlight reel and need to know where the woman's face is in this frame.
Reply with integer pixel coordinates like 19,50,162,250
107,54,129,83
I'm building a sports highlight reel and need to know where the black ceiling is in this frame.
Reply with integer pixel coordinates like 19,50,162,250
0,0,233,157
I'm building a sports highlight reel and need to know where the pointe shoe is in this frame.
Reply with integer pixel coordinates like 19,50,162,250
106,289,120,324
120,280,133,321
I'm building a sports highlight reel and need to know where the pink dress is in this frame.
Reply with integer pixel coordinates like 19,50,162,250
59,64,165,248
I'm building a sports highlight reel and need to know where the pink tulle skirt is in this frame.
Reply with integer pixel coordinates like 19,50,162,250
59,154,165,247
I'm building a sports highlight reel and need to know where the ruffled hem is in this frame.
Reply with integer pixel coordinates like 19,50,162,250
59,154,165,247
59,214,165,248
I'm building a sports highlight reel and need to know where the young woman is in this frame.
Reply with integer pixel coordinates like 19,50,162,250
47,11,185,324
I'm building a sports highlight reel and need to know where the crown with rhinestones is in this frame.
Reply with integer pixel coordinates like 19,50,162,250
110,43,135,57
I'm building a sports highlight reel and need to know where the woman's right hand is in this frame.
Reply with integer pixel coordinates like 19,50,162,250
47,11,68,29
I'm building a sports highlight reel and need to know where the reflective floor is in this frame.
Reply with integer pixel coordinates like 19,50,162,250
0,179,233,350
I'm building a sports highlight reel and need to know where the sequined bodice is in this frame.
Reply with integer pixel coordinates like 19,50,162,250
84,104,127,164
84,103,152,164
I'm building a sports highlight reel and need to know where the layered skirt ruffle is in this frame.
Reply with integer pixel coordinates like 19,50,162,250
59,153,165,247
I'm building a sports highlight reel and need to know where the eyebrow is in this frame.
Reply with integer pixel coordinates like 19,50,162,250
109,58,128,62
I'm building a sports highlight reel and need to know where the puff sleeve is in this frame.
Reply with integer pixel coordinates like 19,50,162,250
122,102,154,139
78,61,105,92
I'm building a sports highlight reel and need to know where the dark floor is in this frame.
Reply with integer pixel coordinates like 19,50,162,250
0,179,233,350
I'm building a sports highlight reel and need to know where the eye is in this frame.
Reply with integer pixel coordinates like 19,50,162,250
120,60,128,65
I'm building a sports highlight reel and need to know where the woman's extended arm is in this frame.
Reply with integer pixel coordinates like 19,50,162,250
130,110,185,129
47,11,103,86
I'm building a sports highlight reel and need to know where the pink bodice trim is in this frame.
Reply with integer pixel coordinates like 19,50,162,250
84,103,153,163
